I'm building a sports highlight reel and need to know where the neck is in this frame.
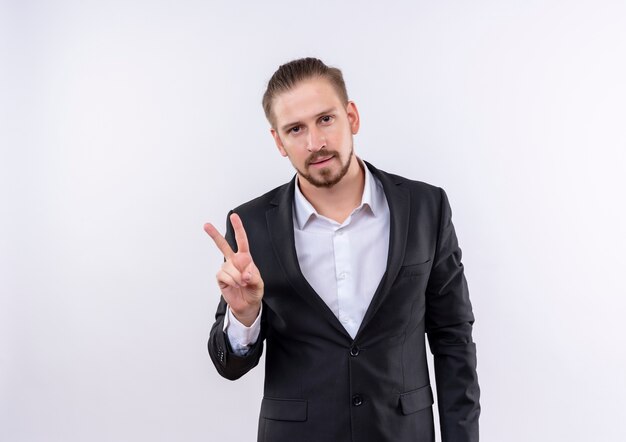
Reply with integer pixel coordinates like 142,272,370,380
297,155,365,224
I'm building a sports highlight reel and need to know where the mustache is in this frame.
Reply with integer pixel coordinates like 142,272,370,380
305,151,338,167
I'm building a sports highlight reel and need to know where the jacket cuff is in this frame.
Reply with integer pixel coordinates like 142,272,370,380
223,304,262,356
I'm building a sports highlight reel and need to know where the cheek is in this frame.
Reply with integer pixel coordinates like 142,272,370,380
337,130,353,149
284,148,308,166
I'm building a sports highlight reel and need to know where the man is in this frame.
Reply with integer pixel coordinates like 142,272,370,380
205,58,480,442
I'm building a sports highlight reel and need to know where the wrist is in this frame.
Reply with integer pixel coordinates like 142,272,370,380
231,303,261,327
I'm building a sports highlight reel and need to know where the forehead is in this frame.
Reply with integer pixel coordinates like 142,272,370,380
272,78,344,126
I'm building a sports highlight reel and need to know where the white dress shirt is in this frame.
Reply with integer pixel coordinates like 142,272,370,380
224,160,390,353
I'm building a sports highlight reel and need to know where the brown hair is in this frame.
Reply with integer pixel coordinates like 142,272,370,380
262,57,349,127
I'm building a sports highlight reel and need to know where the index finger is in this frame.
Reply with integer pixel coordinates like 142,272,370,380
203,222,235,259
229,213,250,254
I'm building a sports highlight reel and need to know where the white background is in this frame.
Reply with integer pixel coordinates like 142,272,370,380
2,0,626,441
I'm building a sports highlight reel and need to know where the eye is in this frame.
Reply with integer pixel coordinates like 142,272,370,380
289,125,301,134
320,115,334,124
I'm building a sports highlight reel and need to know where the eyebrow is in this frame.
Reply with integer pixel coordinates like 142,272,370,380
280,107,337,133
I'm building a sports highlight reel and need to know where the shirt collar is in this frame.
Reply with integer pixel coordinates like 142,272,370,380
293,157,382,230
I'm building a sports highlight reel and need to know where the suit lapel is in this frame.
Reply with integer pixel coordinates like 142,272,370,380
355,162,411,339
265,162,411,342
266,178,352,340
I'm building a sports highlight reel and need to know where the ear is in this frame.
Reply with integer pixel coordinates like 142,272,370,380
346,101,360,135
270,128,288,157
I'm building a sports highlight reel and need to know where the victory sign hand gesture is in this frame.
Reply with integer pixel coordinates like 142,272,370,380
204,213,264,326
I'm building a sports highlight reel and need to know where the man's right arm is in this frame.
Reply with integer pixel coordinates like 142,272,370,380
206,211,265,380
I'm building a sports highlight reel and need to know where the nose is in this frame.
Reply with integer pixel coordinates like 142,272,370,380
306,127,326,152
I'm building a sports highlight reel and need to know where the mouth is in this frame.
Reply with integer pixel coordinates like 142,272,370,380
309,155,334,167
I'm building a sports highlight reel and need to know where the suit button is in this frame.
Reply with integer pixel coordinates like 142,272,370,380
352,394,363,406
350,346,360,357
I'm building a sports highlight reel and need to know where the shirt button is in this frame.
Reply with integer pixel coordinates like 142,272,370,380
352,394,363,406
350,346,360,357
340,317,349,325
338,272,347,280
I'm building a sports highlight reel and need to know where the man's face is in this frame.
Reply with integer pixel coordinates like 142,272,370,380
270,77,360,188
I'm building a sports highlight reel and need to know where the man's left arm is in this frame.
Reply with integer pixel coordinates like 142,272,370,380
426,187,480,442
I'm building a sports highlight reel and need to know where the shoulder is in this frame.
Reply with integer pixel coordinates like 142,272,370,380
367,162,456,231
231,178,293,216
221,179,293,247
366,161,446,204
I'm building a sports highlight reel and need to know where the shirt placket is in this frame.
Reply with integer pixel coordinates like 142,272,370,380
333,227,356,337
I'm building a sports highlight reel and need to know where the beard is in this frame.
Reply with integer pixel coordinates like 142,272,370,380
296,146,354,188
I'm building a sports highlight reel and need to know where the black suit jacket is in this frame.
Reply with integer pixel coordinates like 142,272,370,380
208,161,480,442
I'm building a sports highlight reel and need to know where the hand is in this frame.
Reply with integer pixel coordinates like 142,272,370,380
204,213,264,326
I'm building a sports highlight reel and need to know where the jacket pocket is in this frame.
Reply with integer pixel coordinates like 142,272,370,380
399,385,434,415
260,397,308,422
398,260,431,278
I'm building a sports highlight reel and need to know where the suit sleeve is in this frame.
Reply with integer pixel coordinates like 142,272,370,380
207,211,265,380
426,188,480,442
